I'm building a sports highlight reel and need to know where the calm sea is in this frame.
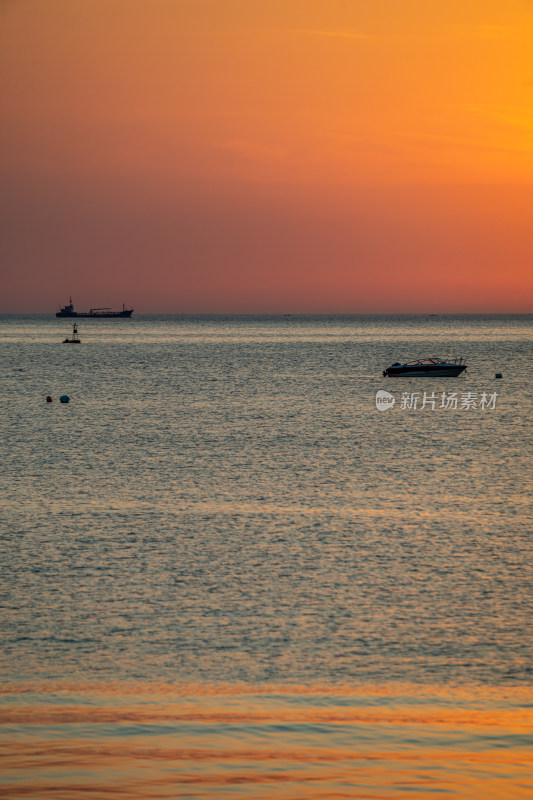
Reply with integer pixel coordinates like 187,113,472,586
1,314,532,799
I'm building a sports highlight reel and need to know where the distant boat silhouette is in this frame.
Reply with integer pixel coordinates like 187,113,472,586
56,297,133,318
383,357,467,377
63,323,81,343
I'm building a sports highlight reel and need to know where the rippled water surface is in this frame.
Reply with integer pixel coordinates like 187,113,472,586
1,314,532,798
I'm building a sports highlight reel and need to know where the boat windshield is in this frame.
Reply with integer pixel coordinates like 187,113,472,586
405,358,445,365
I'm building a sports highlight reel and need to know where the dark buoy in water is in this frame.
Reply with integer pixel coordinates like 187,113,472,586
63,323,81,344
46,395,52,402
59,395,70,403
495,373,503,379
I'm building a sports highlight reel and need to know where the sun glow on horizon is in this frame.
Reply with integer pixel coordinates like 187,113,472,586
1,0,532,312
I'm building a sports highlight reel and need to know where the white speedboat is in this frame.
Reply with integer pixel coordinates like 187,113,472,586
383,357,466,377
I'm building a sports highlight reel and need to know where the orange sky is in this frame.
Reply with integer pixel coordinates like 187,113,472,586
1,0,532,312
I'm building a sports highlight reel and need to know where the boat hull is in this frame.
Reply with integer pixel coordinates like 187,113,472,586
385,365,467,377
56,310,133,318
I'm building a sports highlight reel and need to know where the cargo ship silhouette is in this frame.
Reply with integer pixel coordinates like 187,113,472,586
56,297,133,318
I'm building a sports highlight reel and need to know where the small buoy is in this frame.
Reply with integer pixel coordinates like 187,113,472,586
63,323,80,343
59,395,70,403
46,396,52,402
495,373,502,379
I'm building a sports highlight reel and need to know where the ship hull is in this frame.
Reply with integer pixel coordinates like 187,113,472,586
384,364,467,377
56,310,133,318
386,366,466,377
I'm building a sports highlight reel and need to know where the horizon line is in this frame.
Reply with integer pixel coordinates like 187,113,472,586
2,310,532,317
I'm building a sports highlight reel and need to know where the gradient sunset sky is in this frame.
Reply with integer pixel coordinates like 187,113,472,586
1,0,532,313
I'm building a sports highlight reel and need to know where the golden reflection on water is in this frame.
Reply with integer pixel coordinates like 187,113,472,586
1,699,531,730
1,683,531,799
